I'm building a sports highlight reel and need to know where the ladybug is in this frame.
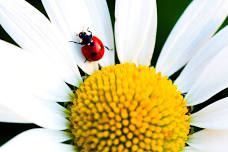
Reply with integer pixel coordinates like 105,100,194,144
70,28,110,62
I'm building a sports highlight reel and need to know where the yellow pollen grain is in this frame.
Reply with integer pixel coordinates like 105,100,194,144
70,63,190,152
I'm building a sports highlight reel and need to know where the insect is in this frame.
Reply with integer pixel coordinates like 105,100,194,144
70,28,111,62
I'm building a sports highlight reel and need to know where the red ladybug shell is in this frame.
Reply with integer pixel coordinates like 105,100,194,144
81,36,104,61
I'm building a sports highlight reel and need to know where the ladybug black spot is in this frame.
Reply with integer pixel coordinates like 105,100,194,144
91,52,97,57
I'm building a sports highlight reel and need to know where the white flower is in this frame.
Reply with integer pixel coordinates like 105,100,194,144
0,0,228,152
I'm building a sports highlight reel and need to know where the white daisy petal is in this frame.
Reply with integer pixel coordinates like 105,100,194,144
41,0,92,38
0,0,82,85
0,48,68,129
40,0,71,39
0,128,75,152
0,105,30,123
156,0,228,76
181,147,206,152
41,0,99,74
185,46,228,106
1,93,68,130
0,41,32,99
115,0,157,66
0,0,40,51
20,54,73,102
180,147,194,152
175,26,228,93
0,40,72,102
134,2,157,66
187,129,228,152
84,0,115,67
191,97,228,130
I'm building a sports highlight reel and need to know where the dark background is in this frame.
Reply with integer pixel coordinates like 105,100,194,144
0,0,227,146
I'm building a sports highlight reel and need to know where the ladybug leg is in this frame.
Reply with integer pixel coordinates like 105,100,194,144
84,59,88,63
104,45,113,51
69,41,82,45
181,92,187,96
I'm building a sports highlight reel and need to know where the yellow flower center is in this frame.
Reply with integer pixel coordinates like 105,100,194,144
70,63,190,152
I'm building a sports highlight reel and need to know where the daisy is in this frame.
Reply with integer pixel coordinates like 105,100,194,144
0,0,228,151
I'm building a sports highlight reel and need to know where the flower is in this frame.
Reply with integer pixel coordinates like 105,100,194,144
0,0,228,152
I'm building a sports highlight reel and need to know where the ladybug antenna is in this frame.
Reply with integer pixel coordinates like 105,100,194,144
104,45,113,51
82,26,86,32
86,27,92,35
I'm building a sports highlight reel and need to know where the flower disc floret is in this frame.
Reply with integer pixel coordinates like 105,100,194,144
70,63,190,152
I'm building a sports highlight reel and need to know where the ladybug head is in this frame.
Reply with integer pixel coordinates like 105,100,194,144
77,29,93,45
78,32,87,39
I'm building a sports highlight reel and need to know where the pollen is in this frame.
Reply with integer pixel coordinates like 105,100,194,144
70,63,190,152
